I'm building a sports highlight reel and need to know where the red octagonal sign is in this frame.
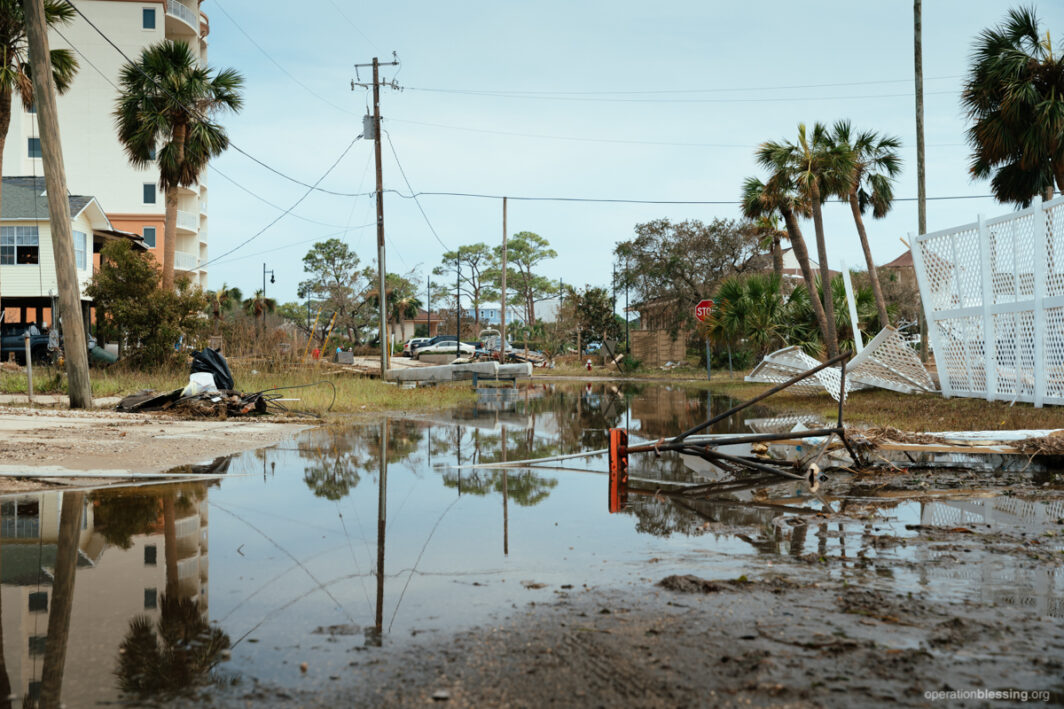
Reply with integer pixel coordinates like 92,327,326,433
694,299,715,322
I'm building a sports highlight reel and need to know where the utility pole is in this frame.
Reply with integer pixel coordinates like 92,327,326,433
426,278,431,337
262,263,274,332
624,256,630,353
354,55,399,377
914,0,929,362
23,0,91,409
455,256,461,358
500,197,507,360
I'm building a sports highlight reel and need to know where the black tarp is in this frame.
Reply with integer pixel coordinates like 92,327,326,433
190,348,235,391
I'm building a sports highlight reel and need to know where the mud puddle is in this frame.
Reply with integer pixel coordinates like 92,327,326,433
0,382,1061,706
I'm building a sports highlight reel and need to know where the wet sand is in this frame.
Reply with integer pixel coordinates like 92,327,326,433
0,405,309,488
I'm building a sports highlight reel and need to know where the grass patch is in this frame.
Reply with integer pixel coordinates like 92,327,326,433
0,363,475,415
701,378,1064,431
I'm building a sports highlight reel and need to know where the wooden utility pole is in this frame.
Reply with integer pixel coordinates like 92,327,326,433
500,197,507,358
914,0,929,362
23,0,92,408
355,56,399,376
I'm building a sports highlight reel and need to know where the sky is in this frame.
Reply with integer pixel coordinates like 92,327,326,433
199,0,1064,310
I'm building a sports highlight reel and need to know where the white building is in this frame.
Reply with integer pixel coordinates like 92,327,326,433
0,0,211,297
0,176,145,328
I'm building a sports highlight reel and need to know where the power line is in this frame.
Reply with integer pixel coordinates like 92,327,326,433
323,0,380,51
404,88,958,104
209,224,375,266
388,117,967,150
380,189,996,205
406,74,963,97
383,130,449,251
209,164,367,229
199,135,362,269
213,0,358,115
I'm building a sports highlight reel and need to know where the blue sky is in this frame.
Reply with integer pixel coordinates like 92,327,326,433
201,1,1062,307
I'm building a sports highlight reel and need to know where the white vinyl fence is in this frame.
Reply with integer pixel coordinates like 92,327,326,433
912,194,1064,407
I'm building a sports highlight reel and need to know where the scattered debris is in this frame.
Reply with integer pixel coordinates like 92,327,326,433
657,575,724,593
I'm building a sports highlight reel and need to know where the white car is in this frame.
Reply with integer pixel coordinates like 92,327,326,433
415,341,476,359
403,337,431,357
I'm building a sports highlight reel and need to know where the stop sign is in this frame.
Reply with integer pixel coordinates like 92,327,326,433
694,299,714,322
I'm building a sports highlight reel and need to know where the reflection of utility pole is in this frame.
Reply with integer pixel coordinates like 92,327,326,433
354,55,399,377
40,491,85,707
370,418,388,647
502,424,508,556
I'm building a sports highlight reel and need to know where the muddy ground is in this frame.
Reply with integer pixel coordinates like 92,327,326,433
190,575,1063,708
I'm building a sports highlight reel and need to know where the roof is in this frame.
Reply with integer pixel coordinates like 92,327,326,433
1,176,93,220
881,250,914,269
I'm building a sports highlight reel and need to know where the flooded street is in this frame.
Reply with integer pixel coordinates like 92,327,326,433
2,383,1062,707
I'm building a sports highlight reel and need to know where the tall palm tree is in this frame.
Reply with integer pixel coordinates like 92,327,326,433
207,283,241,332
114,41,243,290
242,289,276,328
741,174,833,356
0,0,78,319
758,123,853,358
390,293,422,343
831,120,902,328
962,6,1064,205
753,215,787,282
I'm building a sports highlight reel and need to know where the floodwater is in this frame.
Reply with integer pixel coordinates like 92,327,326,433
1,382,1061,705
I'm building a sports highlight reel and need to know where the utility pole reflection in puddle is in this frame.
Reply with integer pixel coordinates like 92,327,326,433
40,491,84,709
367,418,388,647
502,424,508,556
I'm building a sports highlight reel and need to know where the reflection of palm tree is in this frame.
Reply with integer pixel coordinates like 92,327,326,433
115,594,230,698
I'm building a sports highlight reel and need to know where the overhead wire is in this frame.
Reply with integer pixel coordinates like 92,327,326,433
404,87,958,104
383,130,449,251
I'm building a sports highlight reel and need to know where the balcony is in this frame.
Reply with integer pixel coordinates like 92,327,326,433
176,210,198,234
175,250,200,272
200,199,207,215
166,0,198,34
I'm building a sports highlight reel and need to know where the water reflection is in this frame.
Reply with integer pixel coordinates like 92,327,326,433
0,481,220,706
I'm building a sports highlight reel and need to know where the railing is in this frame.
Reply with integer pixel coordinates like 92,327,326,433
166,0,197,30
200,200,207,214
176,209,198,231
174,250,199,271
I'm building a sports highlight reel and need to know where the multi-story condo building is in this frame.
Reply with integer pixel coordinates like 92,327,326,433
1,0,211,295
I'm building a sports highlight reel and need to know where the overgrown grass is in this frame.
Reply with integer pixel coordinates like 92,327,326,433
0,363,475,415
701,378,1064,431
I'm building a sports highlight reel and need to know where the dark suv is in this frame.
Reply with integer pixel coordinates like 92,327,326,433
0,324,51,365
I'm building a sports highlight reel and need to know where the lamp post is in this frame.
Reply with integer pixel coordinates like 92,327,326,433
262,263,275,331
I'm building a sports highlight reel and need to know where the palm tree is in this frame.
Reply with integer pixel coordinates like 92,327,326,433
741,174,833,356
207,284,241,332
0,0,78,318
114,41,243,290
242,289,276,328
753,215,787,283
390,293,422,344
962,6,1064,205
831,120,902,328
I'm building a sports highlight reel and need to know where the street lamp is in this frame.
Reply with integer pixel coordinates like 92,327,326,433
262,263,275,330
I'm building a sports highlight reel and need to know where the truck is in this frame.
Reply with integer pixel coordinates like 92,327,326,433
0,324,52,365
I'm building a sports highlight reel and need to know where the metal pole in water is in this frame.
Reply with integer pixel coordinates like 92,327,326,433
24,333,33,402
704,337,711,381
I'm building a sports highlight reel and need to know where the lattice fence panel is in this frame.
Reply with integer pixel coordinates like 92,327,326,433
913,195,1064,407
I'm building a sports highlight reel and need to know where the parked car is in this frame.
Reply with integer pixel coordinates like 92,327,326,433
585,341,603,354
411,334,456,356
0,324,51,365
415,340,476,359
403,337,431,357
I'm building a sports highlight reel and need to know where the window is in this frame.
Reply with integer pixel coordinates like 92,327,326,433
144,588,158,610
74,230,87,269
0,226,39,265
27,137,41,158
143,183,156,204
142,226,157,248
28,591,47,613
144,544,157,566
142,7,155,29
28,636,46,656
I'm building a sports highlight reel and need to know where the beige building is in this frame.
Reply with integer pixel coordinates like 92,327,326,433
0,0,211,293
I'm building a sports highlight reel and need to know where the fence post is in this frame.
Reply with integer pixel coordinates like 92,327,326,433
910,231,952,398
977,214,995,401
1033,195,1046,408
24,333,33,403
